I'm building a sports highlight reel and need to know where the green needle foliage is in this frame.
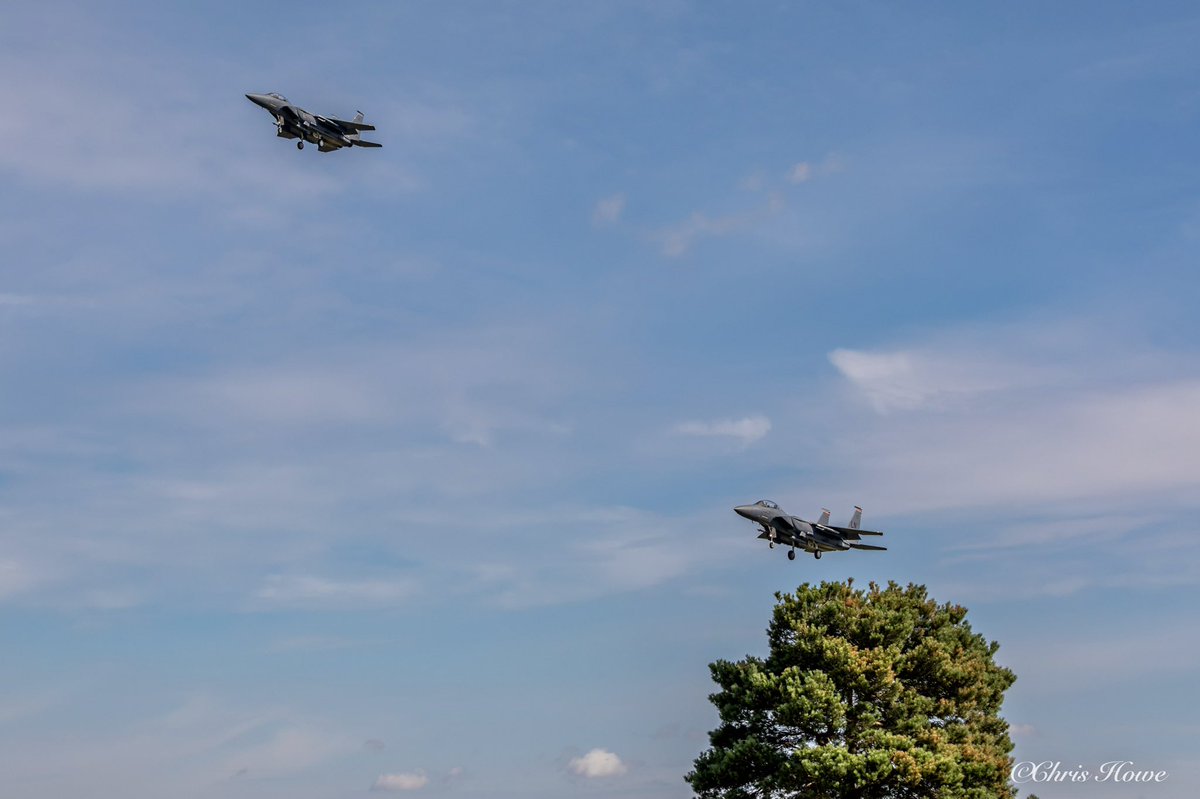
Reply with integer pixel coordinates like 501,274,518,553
687,581,1017,799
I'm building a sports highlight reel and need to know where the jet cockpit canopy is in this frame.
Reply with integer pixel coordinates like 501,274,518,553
755,500,779,509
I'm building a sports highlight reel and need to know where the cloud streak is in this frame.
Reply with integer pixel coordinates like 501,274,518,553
828,346,1040,413
648,152,846,256
819,317,1200,515
0,695,357,797
673,415,771,445
654,193,785,257
373,772,429,791
255,575,418,608
592,193,626,225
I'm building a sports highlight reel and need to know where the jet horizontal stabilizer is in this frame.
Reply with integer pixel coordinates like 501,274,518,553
847,542,887,551
352,139,383,147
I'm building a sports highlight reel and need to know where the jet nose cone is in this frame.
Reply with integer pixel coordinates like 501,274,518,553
734,505,754,519
245,93,271,109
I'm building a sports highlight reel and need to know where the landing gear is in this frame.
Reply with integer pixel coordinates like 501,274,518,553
787,549,796,560
814,551,822,559
768,542,775,549
296,140,304,150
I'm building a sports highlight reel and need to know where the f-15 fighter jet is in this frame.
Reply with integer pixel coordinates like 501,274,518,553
245,92,382,151
734,500,886,560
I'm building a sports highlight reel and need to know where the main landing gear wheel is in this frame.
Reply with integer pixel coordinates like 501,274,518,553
297,140,304,150
787,550,796,560
814,551,822,559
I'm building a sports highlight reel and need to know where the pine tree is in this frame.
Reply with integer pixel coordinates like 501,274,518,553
687,580,1017,798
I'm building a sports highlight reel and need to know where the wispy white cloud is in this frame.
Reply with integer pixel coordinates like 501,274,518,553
226,724,356,777
828,347,1037,413
828,349,930,412
945,513,1145,553
584,536,690,592
835,377,1200,513
0,558,41,600
373,771,429,791
1005,623,1200,694
266,635,363,653
799,318,1200,605
461,505,741,609
787,153,845,184
142,331,578,442
0,695,356,796
739,171,770,191
0,60,341,202
256,575,418,608
185,368,390,426
654,193,785,257
569,748,627,778
592,193,626,225
652,152,846,256
0,686,73,726
672,414,771,445
787,162,812,183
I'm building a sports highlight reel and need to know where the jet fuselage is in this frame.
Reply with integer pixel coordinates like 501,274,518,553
245,93,378,152
734,503,849,555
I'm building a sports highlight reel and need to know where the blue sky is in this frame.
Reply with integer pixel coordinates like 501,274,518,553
2,1,1199,797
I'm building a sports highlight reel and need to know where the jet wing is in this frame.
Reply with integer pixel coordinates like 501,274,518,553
824,524,884,538
316,115,376,132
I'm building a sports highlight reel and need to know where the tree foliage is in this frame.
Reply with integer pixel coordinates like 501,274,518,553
687,581,1017,799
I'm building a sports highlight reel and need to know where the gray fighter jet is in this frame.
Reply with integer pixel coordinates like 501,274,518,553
734,500,886,560
245,92,382,151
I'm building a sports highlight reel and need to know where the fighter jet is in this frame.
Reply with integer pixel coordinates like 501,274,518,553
734,500,886,560
245,92,382,151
